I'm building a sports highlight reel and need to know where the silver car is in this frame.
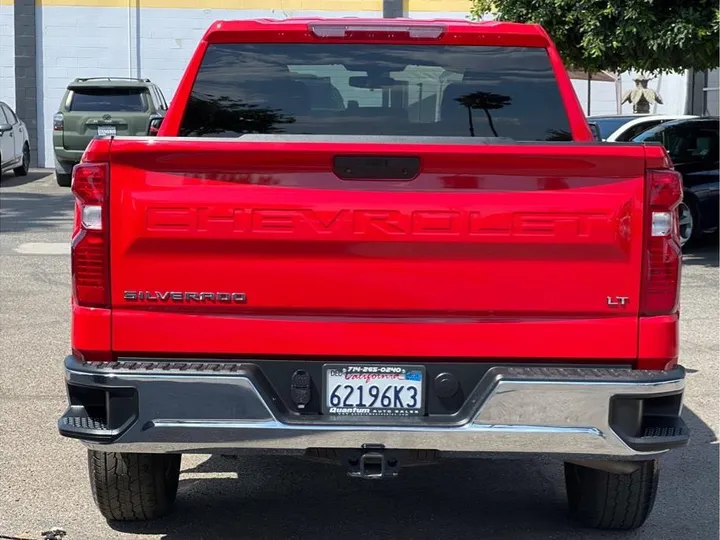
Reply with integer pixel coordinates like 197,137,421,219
0,101,31,179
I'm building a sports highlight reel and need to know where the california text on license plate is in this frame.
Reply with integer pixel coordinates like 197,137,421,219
97,126,116,137
324,365,424,417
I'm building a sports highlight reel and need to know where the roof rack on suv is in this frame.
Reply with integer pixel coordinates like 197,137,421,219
72,77,152,83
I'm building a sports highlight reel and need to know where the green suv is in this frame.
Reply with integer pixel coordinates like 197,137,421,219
53,77,167,186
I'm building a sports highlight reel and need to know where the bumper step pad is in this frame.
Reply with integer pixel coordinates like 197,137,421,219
625,417,690,451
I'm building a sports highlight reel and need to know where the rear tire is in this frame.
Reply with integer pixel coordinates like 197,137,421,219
56,172,71,187
88,450,181,521
564,460,659,530
13,144,30,176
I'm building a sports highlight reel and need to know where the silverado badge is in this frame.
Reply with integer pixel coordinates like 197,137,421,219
123,291,246,303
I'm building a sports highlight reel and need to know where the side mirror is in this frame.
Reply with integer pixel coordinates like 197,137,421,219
0,123,12,134
587,122,602,141
148,115,163,136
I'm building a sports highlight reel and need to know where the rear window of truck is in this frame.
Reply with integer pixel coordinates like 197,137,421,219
68,88,148,112
179,44,572,141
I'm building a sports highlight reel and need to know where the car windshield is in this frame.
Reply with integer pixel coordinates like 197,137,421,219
69,88,148,112
179,43,572,141
633,121,720,163
590,117,635,139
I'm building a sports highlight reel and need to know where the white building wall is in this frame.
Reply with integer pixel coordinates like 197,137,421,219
0,1,15,110
410,11,469,19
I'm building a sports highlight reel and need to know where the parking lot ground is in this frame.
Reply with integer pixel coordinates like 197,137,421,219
0,171,718,540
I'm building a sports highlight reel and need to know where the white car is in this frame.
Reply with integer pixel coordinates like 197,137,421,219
0,101,31,179
589,114,697,142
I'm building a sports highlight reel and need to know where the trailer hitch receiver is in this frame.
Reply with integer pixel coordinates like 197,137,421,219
347,445,400,479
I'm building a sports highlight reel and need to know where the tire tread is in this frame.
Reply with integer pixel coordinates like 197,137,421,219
13,144,30,177
88,450,180,521
565,460,658,530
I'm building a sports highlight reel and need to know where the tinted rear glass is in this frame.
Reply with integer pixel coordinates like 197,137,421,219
179,44,571,141
69,88,148,112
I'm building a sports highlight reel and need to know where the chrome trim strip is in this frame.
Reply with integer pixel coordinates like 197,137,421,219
91,422,610,456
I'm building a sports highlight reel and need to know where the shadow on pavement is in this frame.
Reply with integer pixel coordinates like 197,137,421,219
683,233,719,268
0,188,73,234
0,169,53,188
111,407,718,540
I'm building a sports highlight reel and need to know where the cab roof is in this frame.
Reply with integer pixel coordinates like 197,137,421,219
202,18,551,47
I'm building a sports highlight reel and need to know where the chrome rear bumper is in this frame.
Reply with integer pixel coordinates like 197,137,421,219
59,357,688,459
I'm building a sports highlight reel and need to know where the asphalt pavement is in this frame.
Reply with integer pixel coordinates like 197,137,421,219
0,170,718,540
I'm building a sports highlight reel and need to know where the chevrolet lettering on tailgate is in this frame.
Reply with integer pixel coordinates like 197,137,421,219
145,206,614,240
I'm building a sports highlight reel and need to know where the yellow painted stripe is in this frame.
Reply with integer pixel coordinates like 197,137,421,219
37,0,381,9
0,0,14,6
407,0,471,12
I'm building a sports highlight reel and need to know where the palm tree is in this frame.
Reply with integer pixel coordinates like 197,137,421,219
454,91,511,137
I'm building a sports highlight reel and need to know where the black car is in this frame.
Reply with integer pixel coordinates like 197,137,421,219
633,117,719,246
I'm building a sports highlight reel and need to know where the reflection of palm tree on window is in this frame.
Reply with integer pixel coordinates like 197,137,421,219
454,91,511,137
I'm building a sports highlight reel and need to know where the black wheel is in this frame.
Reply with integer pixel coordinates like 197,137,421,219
88,450,181,521
678,197,701,247
56,172,72,187
564,460,659,530
13,144,30,176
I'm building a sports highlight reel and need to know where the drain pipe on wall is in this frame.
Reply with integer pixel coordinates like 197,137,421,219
587,74,591,115
128,0,133,76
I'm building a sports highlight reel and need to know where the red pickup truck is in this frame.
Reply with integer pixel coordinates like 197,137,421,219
58,18,688,530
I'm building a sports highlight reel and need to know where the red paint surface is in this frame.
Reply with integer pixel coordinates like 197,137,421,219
70,19,679,370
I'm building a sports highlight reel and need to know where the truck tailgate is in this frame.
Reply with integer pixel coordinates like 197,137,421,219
108,138,647,359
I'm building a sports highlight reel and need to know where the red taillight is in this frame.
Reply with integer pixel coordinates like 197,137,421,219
148,115,163,136
641,169,683,316
71,163,109,308
53,112,64,131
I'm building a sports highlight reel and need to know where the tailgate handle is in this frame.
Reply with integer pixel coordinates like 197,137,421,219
333,156,419,181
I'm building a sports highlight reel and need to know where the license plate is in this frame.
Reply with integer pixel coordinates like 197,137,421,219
97,125,116,137
324,364,424,417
